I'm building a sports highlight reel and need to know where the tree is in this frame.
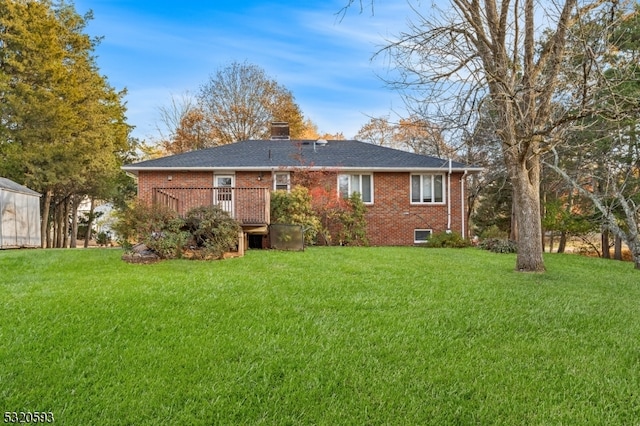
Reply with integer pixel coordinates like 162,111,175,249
355,115,455,156
541,4,640,268
158,76,324,154
460,101,513,239
155,93,215,154
297,118,322,139
161,106,215,154
355,116,396,147
0,0,132,247
345,0,636,272
395,117,456,158
197,61,306,144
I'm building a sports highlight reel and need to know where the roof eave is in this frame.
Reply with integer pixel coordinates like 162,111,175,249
122,165,483,174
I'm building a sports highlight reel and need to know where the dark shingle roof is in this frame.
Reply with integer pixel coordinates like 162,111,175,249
123,139,478,173
0,177,41,196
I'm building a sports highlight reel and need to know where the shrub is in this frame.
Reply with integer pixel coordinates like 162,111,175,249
113,202,241,260
425,231,471,248
113,201,178,245
307,187,369,246
271,186,322,245
478,238,518,253
479,224,509,240
335,192,369,246
183,206,241,259
113,201,188,258
95,231,112,246
146,217,190,259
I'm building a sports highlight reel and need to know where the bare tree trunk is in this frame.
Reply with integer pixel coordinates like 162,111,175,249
510,201,518,241
633,243,640,270
541,191,547,253
510,162,545,272
614,235,622,261
62,197,70,248
557,191,573,253
55,200,63,248
558,231,567,253
40,189,52,248
46,212,52,248
70,196,81,249
602,228,610,259
84,197,96,248
52,204,58,248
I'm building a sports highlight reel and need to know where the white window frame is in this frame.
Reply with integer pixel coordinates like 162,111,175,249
273,172,290,191
410,174,445,204
414,229,432,244
213,174,235,216
338,173,373,204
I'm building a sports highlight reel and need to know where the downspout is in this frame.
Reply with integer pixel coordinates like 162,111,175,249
447,158,452,233
461,170,468,239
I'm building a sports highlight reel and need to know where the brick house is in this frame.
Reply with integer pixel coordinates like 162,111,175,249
122,133,481,247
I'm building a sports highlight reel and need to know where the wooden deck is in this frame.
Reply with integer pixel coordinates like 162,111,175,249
152,187,270,226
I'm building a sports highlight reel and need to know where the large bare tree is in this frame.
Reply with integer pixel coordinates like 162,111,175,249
355,115,456,157
197,61,305,145
344,0,631,272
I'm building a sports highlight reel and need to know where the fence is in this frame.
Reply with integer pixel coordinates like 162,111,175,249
152,187,270,225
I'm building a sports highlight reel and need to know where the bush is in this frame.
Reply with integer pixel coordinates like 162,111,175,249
146,218,190,259
271,186,322,245
95,231,112,246
425,231,471,248
113,201,178,245
330,192,369,246
113,201,187,258
479,224,509,240
113,202,241,260
478,238,518,253
184,206,241,259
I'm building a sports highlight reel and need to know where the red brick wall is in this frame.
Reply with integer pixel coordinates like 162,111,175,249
234,171,273,189
136,169,469,246
288,170,468,246
365,172,466,245
137,171,214,204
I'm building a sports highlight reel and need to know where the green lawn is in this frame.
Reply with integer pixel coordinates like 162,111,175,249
1,247,639,425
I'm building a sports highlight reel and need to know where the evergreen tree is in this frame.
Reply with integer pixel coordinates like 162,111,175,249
0,0,133,247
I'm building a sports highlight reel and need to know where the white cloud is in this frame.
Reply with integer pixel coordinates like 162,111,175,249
76,0,412,141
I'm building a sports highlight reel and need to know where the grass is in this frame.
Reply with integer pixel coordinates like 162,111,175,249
1,247,640,425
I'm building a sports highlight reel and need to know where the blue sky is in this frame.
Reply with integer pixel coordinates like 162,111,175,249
72,0,412,141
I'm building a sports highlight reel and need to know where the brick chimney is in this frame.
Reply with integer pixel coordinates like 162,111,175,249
270,122,290,140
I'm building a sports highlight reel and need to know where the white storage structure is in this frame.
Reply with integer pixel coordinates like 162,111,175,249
0,177,41,249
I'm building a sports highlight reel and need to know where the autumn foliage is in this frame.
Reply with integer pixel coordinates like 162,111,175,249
270,182,368,246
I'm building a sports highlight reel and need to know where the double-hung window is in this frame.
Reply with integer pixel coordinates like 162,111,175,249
411,174,444,204
274,172,290,191
338,174,373,203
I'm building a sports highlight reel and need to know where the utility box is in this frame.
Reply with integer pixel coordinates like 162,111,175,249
0,177,41,249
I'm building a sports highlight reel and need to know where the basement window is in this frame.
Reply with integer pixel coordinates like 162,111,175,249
414,229,432,244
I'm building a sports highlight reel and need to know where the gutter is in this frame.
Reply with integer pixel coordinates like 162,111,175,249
121,165,484,175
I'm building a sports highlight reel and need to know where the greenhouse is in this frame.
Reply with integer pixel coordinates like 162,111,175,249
0,177,41,249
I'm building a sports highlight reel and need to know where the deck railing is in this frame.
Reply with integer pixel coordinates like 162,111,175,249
152,187,270,225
